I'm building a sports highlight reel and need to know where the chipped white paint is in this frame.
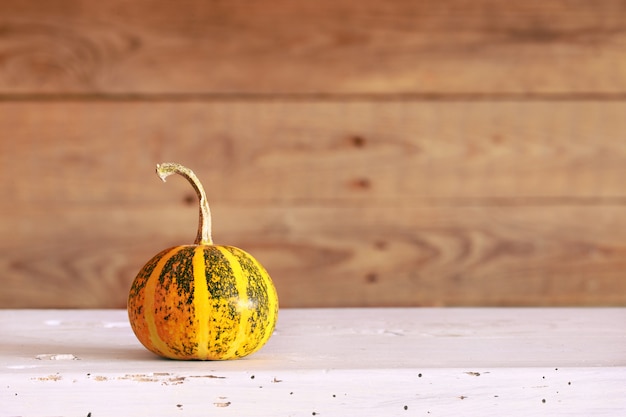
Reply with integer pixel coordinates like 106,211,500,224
1,308,625,416
35,353,80,361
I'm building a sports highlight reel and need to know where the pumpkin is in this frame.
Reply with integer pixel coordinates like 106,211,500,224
127,162,278,360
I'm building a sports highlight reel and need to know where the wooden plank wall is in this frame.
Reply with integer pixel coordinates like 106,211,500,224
1,0,626,308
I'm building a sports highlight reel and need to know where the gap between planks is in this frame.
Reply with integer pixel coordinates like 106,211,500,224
3,92,626,103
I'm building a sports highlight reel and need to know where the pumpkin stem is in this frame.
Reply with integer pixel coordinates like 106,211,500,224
156,162,213,245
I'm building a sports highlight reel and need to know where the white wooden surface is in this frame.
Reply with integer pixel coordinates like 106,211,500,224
1,308,625,416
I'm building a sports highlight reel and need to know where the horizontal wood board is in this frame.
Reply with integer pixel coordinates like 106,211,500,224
0,0,625,94
2,204,626,308
2,101,626,203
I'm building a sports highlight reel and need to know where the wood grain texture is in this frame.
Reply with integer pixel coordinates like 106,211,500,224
0,0,625,94
2,203,626,308
2,101,626,204
1,1,626,308
2,100,626,307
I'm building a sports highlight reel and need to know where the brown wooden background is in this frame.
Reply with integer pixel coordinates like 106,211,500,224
1,0,626,308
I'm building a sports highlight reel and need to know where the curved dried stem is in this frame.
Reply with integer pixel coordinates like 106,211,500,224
156,162,213,245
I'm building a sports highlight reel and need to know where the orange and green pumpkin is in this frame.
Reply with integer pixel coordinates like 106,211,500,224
127,162,278,360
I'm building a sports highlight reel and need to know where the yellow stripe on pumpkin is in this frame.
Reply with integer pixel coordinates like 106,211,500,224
247,252,279,348
192,246,211,359
143,247,181,358
216,246,253,359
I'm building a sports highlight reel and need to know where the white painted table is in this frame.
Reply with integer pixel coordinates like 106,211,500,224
1,308,625,416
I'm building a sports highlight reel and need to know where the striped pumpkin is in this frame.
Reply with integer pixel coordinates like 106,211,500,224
127,163,278,360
